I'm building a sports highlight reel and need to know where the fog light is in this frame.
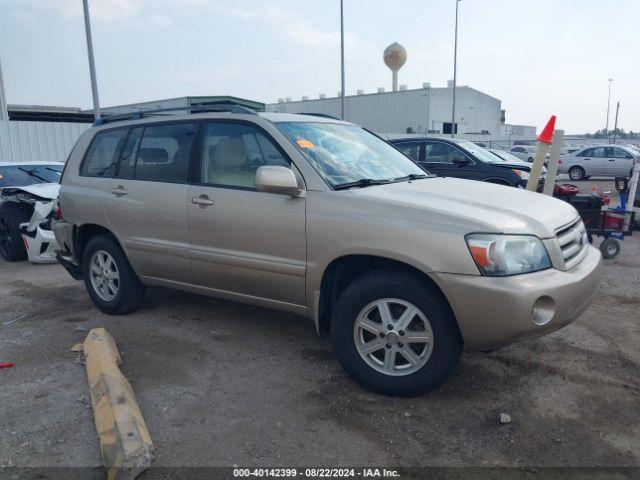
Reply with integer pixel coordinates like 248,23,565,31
532,296,555,326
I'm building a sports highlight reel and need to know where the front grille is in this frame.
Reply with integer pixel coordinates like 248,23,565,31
555,218,588,269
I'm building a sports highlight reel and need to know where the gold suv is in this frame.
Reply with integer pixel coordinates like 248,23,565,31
54,108,602,396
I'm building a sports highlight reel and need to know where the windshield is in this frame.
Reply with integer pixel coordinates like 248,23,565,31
453,140,502,163
276,122,428,188
0,164,63,188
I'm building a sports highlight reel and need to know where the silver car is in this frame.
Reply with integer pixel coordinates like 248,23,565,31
54,109,602,396
558,145,637,180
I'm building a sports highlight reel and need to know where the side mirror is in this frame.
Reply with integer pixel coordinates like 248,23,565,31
255,166,305,197
452,157,470,166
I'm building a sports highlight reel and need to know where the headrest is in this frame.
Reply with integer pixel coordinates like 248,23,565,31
214,137,246,168
138,148,168,164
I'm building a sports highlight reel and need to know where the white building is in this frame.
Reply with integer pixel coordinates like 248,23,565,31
267,84,534,139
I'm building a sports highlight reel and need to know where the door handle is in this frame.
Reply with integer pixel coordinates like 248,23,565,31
609,159,616,162
191,195,214,207
110,186,127,196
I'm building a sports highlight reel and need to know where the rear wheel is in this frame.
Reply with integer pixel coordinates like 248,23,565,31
83,235,146,314
0,204,31,262
569,166,586,181
330,270,462,397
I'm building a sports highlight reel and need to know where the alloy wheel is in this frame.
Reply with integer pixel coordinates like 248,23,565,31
89,250,120,302
353,298,434,376
569,168,584,181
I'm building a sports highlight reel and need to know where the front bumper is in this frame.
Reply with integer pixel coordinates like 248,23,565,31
20,224,58,264
432,245,602,351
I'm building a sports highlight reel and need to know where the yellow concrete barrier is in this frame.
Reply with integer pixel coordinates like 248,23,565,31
84,328,153,480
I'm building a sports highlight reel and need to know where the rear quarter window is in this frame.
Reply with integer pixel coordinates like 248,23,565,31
80,129,128,177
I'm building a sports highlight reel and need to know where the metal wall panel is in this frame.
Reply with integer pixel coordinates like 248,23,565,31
0,120,89,163
266,87,504,135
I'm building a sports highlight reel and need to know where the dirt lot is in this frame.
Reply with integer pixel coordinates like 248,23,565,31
1,179,639,477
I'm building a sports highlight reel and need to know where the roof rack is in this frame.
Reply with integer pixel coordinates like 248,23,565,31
93,103,258,126
297,112,343,120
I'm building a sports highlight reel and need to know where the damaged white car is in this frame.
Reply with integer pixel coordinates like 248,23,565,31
0,162,64,263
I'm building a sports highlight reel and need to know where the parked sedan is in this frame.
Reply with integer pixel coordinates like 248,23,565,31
509,145,538,162
558,145,637,180
391,137,534,187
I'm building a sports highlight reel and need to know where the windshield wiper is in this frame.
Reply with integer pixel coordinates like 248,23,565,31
334,178,392,190
393,173,429,182
18,167,47,183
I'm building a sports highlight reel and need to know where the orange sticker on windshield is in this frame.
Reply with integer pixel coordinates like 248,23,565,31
296,139,315,149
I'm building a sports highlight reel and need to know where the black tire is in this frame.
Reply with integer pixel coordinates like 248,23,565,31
330,270,462,397
0,203,31,262
527,157,534,163
82,235,146,314
568,166,585,181
599,238,620,259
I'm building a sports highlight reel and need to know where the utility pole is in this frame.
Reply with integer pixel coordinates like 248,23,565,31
450,0,461,137
340,0,345,120
82,0,101,120
612,101,620,144
604,78,613,136
0,57,8,121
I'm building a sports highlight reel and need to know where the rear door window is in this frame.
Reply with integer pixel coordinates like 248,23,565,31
395,142,421,162
81,129,128,177
133,123,197,183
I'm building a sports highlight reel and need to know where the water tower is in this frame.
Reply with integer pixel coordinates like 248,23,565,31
383,43,407,92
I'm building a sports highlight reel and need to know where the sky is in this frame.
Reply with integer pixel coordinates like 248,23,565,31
1,0,639,133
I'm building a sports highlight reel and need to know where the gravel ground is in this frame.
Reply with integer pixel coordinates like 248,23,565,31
0,179,638,478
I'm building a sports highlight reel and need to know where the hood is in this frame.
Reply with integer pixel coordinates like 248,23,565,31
490,160,531,170
349,177,578,239
0,183,60,200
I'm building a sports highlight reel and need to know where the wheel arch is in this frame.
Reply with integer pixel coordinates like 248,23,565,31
73,223,119,265
317,254,458,337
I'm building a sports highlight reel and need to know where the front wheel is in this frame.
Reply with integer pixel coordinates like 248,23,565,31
330,271,462,397
600,238,620,259
569,166,586,181
82,235,146,314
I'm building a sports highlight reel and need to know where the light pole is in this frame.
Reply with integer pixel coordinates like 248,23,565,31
604,78,613,136
450,0,461,137
82,0,101,120
0,57,8,121
612,101,620,144
340,0,345,120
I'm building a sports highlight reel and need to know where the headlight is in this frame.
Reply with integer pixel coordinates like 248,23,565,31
466,234,551,276
512,169,530,180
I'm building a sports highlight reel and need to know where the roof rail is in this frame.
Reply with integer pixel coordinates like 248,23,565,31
297,112,343,120
93,103,258,126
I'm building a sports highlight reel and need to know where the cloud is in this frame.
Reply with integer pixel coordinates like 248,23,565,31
5,0,168,24
221,3,372,55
